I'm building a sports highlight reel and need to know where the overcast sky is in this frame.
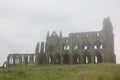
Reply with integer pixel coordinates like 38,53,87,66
0,0,120,66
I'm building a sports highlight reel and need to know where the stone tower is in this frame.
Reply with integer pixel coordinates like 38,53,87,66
102,17,116,63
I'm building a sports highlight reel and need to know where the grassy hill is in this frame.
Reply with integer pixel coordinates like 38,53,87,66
0,64,120,80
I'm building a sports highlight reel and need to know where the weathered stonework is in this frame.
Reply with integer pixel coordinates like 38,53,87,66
4,17,116,67
6,53,35,67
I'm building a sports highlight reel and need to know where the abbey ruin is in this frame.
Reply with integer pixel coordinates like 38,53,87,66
3,17,116,67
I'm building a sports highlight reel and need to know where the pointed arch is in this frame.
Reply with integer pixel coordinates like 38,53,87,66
82,41,91,50
73,52,80,64
63,51,69,64
93,40,103,50
48,54,53,64
51,31,58,37
54,53,61,64
94,52,102,64
9,55,14,64
83,52,91,64
14,55,20,64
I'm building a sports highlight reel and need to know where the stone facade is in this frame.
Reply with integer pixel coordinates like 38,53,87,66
6,53,35,67
4,17,116,67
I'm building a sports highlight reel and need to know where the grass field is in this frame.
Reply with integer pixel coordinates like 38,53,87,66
0,64,120,80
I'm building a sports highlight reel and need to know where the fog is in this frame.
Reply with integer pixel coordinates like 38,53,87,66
0,0,120,65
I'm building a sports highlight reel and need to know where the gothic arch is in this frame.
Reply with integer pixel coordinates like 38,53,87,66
82,41,91,50
73,52,80,64
22,55,24,62
3,62,7,68
50,31,58,40
48,54,53,64
51,31,58,37
93,40,103,50
14,55,20,64
94,52,102,64
83,52,91,64
54,53,61,64
63,51,69,64
9,55,14,64
24,55,28,65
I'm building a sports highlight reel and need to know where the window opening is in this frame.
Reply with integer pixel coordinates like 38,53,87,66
85,56,88,63
94,45,97,49
97,33,100,36
49,57,52,63
84,45,88,50
94,56,98,63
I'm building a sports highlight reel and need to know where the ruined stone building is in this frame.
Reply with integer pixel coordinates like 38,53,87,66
3,17,116,67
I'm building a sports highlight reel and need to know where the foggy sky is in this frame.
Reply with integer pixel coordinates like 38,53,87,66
0,0,120,65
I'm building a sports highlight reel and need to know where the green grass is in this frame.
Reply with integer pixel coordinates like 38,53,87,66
0,64,120,80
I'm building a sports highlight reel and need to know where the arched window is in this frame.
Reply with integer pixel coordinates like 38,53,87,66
64,46,67,50
9,55,13,64
85,56,88,63
63,53,69,64
77,57,79,63
55,54,61,64
94,45,97,49
94,56,98,63
64,45,70,50
93,41,103,50
33,55,36,62
84,45,88,50
22,55,24,62
48,55,52,63
83,52,91,64
73,53,80,64
15,55,20,64
28,55,30,62
100,44,103,49
74,45,78,50
86,34,89,37
83,41,90,50
94,53,102,64
96,33,100,37
3,62,7,68
67,45,70,50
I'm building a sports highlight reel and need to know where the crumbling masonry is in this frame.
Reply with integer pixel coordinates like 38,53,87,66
3,17,116,67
